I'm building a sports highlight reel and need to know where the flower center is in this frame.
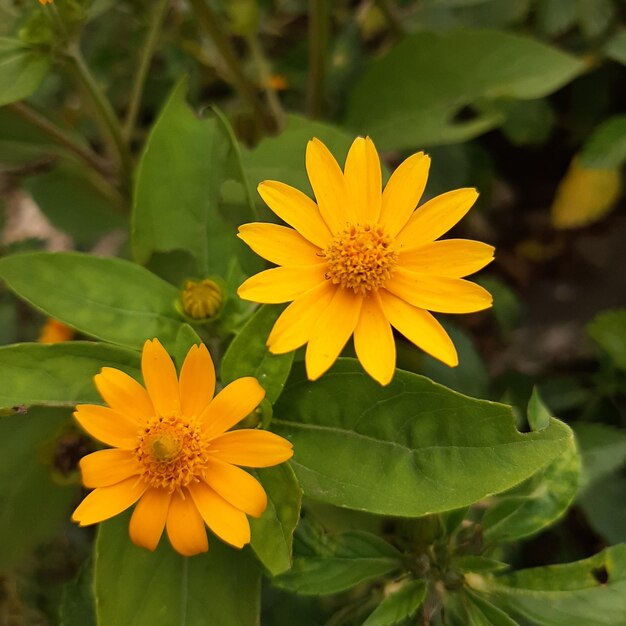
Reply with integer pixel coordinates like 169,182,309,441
323,224,398,294
134,415,208,491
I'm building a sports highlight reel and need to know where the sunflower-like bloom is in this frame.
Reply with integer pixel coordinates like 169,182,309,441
72,339,293,556
237,137,494,386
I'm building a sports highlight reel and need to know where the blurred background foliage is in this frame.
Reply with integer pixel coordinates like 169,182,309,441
0,0,625,624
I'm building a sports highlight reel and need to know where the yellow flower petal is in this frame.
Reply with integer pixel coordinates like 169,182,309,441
398,239,495,277
353,293,396,386
208,429,293,467
188,481,251,548
179,344,215,418
385,267,493,314
258,180,332,248
204,459,267,518
165,490,208,557
344,136,382,223
305,288,362,381
200,377,265,440
238,223,323,266
396,188,479,248
141,338,180,417
72,477,147,526
129,488,171,551
237,265,326,304
267,281,336,354
379,151,430,236
74,405,138,449
379,290,458,366
79,449,139,488
306,137,354,231
94,368,154,425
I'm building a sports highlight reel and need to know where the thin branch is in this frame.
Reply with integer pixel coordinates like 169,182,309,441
123,0,170,141
188,0,268,133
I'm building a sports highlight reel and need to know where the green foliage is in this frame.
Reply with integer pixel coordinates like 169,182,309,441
94,513,261,626
346,29,582,149
0,341,140,409
587,308,626,370
0,38,49,106
579,116,626,169
0,407,77,568
273,360,573,516
362,580,426,626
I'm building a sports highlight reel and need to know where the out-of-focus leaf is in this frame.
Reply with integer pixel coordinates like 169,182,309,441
0,407,77,568
579,115,626,169
465,590,521,626
536,0,577,36
0,38,50,106
0,341,140,409
605,32,626,65
476,276,521,337
579,472,626,544
273,360,573,516
500,98,555,146
273,517,402,596
577,0,614,39
250,463,302,576
587,308,626,370
550,158,621,229
221,305,294,404
481,435,580,542
362,580,426,626
345,29,582,150
24,166,126,247
455,557,510,574
467,545,626,626
0,252,183,351
94,513,261,626
574,422,626,489
133,78,244,282
59,560,96,626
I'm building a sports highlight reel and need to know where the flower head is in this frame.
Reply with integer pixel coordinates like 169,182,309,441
237,136,494,385
72,339,293,556
181,278,223,319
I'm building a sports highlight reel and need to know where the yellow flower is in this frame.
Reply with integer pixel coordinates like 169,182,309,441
181,278,223,319
237,137,494,385
72,339,293,556
38,318,75,343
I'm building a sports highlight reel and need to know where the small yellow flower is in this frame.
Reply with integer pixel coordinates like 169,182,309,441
72,339,293,556
181,278,223,319
38,318,75,343
38,0,54,4
237,136,494,385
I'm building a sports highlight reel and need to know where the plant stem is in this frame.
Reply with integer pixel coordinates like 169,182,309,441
123,0,170,141
8,102,110,177
307,0,329,119
245,33,285,132
188,0,267,133
374,0,405,38
64,45,134,190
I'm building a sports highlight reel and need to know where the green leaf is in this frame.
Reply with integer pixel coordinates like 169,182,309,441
587,308,626,370
465,590,521,626
273,519,402,596
0,38,50,106
579,116,626,169
455,557,510,574
577,0,614,39
345,29,582,150
94,514,261,626
59,560,96,626
273,360,573,516
574,422,626,489
468,545,626,626
362,580,426,626
527,387,550,431
0,341,140,410
605,31,626,66
0,407,77,568
578,473,626,544
172,324,204,369
536,0,577,36
24,166,126,247
481,435,580,542
500,98,555,146
0,252,183,351
250,463,302,576
221,305,294,404
132,78,242,282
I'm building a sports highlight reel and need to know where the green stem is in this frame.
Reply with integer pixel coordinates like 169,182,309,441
8,102,110,178
189,0,267,133
123,0,170,141
307,0,329,119
374,0,405,38
64,45,133,190
245,33,285,132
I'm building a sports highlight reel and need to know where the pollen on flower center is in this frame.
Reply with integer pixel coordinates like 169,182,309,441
134,415,208,492
322,223,398,294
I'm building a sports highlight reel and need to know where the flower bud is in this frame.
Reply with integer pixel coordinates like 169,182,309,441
180,279,223,320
